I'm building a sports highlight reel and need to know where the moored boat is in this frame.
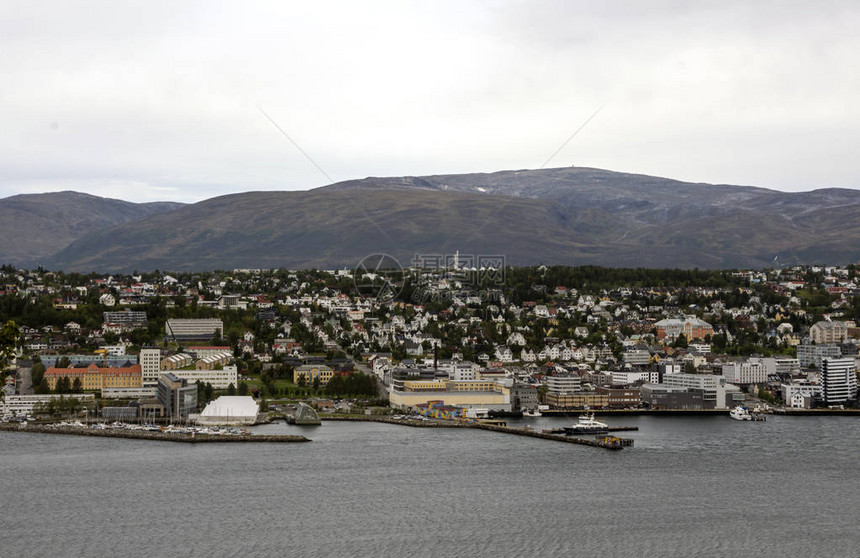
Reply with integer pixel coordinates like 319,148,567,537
564,412,609,435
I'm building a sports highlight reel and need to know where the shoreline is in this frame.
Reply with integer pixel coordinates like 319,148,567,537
0,423,310,443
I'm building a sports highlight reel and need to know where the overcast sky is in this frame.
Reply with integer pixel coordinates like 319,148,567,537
2,1,858,203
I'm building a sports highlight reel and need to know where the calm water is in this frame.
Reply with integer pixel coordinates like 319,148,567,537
3,415,859,557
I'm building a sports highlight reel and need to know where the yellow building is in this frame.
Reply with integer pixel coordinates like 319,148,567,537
390,379,511,410
293,365,335,386
45,364,142,391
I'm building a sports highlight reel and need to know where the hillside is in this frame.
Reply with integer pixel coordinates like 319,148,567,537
0,191,184,266
43,167,860,272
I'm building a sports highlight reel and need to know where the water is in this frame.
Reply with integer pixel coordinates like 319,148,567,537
3,415,859,557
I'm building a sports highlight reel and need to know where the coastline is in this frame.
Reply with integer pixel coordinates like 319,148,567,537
0,423,310,443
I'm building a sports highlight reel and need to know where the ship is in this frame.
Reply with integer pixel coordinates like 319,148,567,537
563,412,609,435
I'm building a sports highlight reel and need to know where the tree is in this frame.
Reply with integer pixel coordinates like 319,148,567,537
227,383,236,396
238,381,249,396
0,320,20,371
72,377,82,393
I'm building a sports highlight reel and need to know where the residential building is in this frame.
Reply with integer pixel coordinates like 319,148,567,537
140,348,162,387
195,352,232,370
103,310,148,329
810,321,849,344
797,344,842,368
160,353,193,371
780,383,822,407
623,349,651,366
820,358,858,405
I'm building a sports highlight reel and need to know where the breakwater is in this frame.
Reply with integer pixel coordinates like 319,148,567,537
0,423,310,443
320,415,627,449
471,422,626,449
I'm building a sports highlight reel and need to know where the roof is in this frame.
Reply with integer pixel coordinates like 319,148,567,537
200,396,259,418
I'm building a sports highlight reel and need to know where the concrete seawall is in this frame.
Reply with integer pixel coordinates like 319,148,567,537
0,424,310,443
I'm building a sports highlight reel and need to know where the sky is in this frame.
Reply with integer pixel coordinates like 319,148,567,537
2,1,859,203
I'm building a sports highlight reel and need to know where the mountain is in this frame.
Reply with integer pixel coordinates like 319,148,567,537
43,167,860,272
0,191,185,267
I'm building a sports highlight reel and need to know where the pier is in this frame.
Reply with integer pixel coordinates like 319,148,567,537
320,415,632,450
0,423,311,443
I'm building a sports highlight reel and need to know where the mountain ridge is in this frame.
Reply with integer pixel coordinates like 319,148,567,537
3,167,859,271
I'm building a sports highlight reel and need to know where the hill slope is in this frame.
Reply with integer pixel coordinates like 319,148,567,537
44,167,860,272
0,191,184,266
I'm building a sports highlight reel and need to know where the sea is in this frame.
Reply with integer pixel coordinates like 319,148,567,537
3,414,859,558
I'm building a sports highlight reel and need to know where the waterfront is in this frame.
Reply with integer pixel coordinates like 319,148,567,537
3,415,859,557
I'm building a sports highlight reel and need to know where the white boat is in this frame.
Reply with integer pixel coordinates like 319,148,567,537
730,406,752,421
564,412,609,435
729,406,765,421
522,408,542,418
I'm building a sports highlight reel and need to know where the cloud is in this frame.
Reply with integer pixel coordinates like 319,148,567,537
1,0,858,203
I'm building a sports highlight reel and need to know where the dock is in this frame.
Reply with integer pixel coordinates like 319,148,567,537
1,423,311,443
473,423,630,449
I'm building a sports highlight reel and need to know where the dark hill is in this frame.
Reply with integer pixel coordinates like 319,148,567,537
0,191,184,266
44,167,860,272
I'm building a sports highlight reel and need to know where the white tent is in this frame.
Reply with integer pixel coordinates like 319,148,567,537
197,396,259,425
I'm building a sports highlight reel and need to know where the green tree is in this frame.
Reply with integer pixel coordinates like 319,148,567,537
227,383,236,396
0,320,20,371
238,381,249,396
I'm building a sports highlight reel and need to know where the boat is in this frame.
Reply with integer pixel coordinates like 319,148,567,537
729,406,766,421
729,406,752,420
563,412,609,435
522,408,542,418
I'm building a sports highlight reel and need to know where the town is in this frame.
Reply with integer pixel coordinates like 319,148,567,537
1,260,859,425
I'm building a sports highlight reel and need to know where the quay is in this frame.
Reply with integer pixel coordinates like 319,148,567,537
473,422,629,450
0,423,310,443
320,415,631,450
